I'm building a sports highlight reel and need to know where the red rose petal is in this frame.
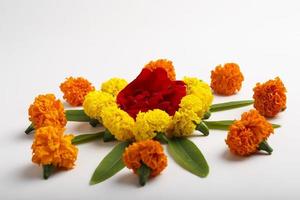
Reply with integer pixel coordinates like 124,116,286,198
117,67,186,118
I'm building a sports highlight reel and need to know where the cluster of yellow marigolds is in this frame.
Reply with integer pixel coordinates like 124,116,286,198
27,59,287,185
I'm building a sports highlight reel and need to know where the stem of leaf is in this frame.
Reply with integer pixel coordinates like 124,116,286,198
89,119,99,127
43,164,55,180
137,163,151,186
25,123,34,134
196,122,209,136
203,111,211,120
103,129,116,142
258,140,273,155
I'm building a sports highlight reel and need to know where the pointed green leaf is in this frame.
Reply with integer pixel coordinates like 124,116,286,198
204,120,281,130
203,120,234,130
65,109,91,122
168,137,209,177
72,132,104,145
210,100,254,112
90,141,130,185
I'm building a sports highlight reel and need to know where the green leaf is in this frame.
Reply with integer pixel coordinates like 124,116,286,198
137,163,151,186
72,132,104,145
203,120,234,130
210,100,254,112
168,137,209,178
154,132,169,144
204,120,281,130
65,109,91,122
90,141,130,185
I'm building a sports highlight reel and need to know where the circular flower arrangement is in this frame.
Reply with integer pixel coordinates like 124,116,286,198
83,59,214,142
24,59,285,186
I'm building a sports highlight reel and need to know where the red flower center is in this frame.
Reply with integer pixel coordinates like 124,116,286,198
117,68,186,119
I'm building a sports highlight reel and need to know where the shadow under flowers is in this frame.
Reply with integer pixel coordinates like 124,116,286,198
221,149,273,162
19,164,42,181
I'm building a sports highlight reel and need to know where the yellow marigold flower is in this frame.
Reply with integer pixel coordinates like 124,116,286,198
28,94,66,129
101,78,128,97
83,91,117,119
226,109,274,156
179,94,206,119
32,126,78,169
123,140,167,177
60,77,95,106
101,106,135,141
144,59,176,80
210,63,244,95
253,77,287,118
183,77,213,113
134,109,171,141
170,109,200,137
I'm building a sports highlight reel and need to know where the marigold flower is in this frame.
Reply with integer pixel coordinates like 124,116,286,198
101,78,128,97
210,63,244,95
101,106,135,141
83,91,117,119
226,109,274,156
253,77,287,118
134,109,172,141
179,94,206,119
183,77,213,113
32,126,78,169
60,77,95,106
123,140,167,177
144,59,176,80
170,109,200,137
28,94,66,129
117,68,186,119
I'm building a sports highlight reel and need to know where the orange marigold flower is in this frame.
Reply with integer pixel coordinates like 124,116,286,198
60,77,95,106
144,59,176,80
29,94,66,129
253,77,287,118
226,109,274,156
210,63,244,95
32,126,78,169
123,140,167,177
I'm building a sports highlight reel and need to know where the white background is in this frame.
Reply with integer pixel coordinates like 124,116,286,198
1,0,300,199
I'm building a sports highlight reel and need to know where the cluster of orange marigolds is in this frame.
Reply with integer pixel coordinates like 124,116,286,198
26,59,287,185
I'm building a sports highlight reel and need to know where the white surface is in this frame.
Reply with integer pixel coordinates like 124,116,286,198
1,0,300,199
